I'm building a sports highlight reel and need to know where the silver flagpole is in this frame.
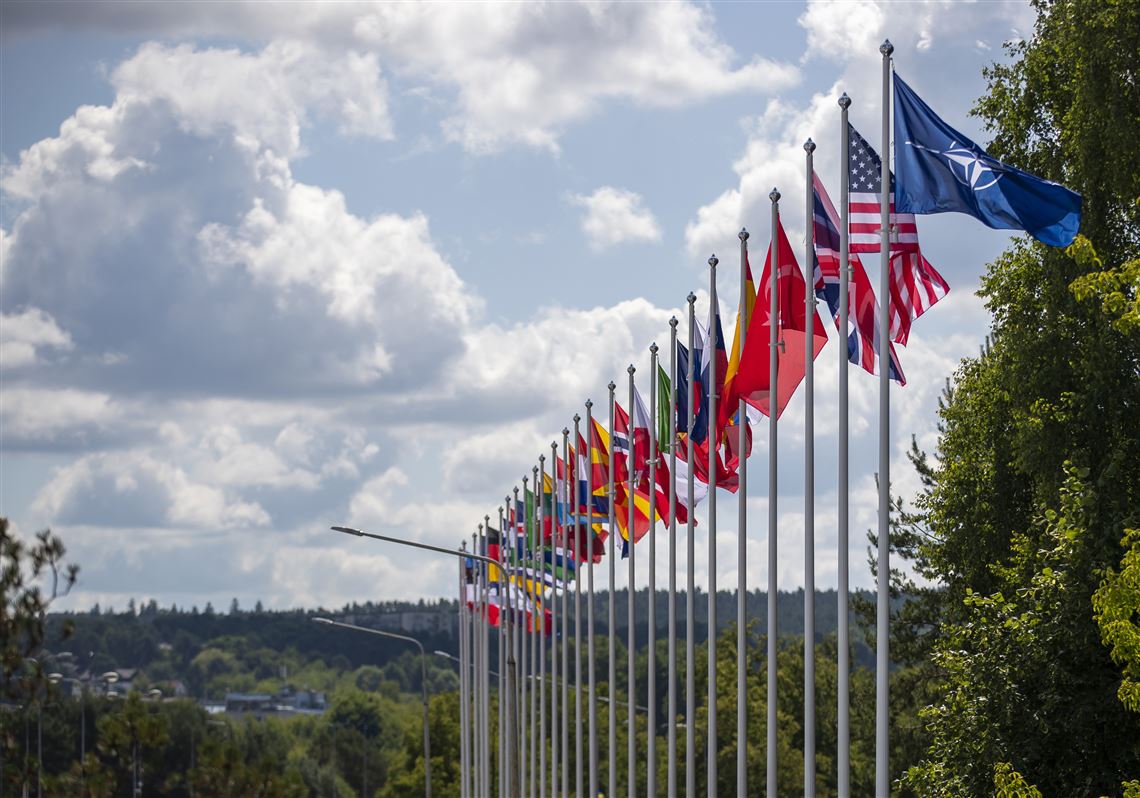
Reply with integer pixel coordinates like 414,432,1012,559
519,483,529,798
484,521,493,798
876,39,894,798
572,414,584,798
499,507,508,798
648,343,660,798
837,91,852,798
530,468,540,798
707,253,719,798
804,139,818,798
586,399,599,798
667,317,679,798
507,495,520,798
684,292,697,798
514,485,525,797
561,429,571,798
550,442,560,798
459,549,470,798
767,190,781,798
538,460,548,798
626,364,637,798
737,225,750,798
480,526,491,798
607,382,618,798
473,531,484,798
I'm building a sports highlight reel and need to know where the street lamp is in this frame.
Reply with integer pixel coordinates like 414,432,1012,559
313,617,433,798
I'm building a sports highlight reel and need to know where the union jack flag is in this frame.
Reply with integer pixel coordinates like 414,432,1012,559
813,171,906,384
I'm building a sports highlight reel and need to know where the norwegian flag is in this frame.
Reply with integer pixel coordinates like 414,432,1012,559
847,123,949,344
813,172,906,384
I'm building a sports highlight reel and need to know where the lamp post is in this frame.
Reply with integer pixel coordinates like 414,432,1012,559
313,618,433,798
330,526,510,796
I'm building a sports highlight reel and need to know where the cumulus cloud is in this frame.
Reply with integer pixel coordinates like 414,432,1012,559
3,1,799,154
570,187,662,251
0,307,73,368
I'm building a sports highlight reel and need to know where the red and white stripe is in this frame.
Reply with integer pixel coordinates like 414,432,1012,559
849,191,920,253
888,251,950,345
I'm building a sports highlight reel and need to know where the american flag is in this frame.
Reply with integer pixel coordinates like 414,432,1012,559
812,172,906,384
848,123,949,344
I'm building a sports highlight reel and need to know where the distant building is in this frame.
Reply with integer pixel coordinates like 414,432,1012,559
218,687,327,719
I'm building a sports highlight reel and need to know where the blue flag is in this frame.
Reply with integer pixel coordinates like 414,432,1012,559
893,72,1081,248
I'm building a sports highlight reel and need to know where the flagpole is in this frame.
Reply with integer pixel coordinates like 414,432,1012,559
550,442,560,798
472,531,483,798
481,526,492,798
572,414,584,798
499,506,508,798
518,484,529,798
648,342,659,798
483,521,493,798
538,460,548,798
607,382,618,798
737,225,750,798
585,398,599,798
836,91,852,798
804,138,818,798
530,468,540,798
514,486,526,797
626,363,637,798
667,317,679,798
459,547,470,798
766,190,780,798
506,496,519,798
707,252,719,798
876,39,894,798
560,429,571,798
685,291,697,798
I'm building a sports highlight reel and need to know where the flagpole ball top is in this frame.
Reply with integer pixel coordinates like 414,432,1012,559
669,316,678,329
687,292,696,305
514,486,519,496
585,399,593,409
770,187,781,203
522,475,528,485
628,364,636,376
562,427,569,436
708,254,718,269
804,138,816,153
739,227,749,241
838,92,851,110
880,39,893,56
650,342,658,355
608,381,616,392
573,414,580,423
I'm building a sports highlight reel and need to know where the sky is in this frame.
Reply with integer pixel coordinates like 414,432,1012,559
0,0,1037,613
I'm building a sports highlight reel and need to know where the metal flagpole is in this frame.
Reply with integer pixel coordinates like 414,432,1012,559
707,253,719,798
607,382,618,798
538,459,548,798
837,91,852,798
561,429,571,798
648,344,660,798
505,498,519,798
473,531,484,798
530,468,539,798
804,139,818,798
586,399,599,798
876,39,894,798
572,414,584,798
626,364,637,798
483,521,493,798
519,483,529,798
459,550,470,798
480,526,491,798
737,225,750,798
767,190,780,798
514,485,526,797
667,317,679,798
499,507,508,798
550,442,560,798
685,292,697,798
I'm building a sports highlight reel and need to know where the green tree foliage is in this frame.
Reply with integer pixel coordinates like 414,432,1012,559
889,0,1140,793
1094,527,1140,714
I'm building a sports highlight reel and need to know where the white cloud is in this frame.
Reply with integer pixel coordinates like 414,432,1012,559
0,307,73,368
570,187,662,251
0,388,119,441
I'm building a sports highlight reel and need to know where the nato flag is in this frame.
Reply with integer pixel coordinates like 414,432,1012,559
893,72,1082,248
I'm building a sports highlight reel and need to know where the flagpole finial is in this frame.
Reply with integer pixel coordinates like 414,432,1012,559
523,475,529,486
880,39,893,56
838,92,851,110
628,364,636,375
514,486,519,497
804,138,816,153
574,414,581,423
687,292,696,305
739,228,749,242
563,427,569,436
708,254,718,269
539,454,545,464
650,342,658,355
769,187,781,203
608,381,616,393
586,399,593,410
478,523,484,532
669,316,678,329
